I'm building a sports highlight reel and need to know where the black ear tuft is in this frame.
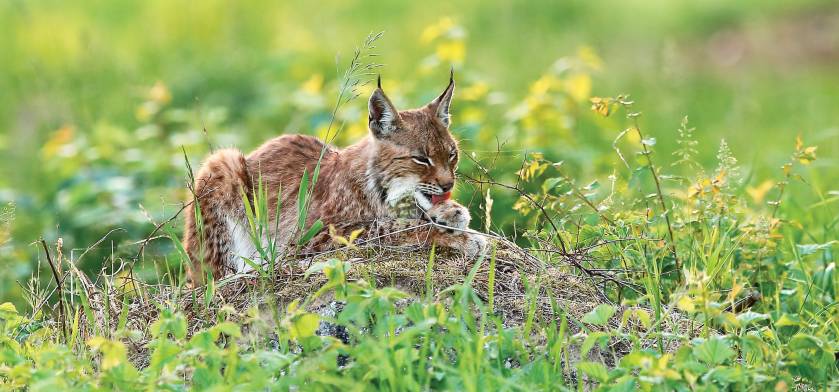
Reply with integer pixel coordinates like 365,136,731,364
429,70,455,127
368,87,399,138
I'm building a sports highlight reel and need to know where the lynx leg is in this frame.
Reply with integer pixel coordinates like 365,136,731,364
183,148,255,284
428,229,488,258
425,200,487,258
375,200,487,258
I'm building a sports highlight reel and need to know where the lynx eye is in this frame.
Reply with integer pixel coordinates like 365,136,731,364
449,150,457,162
411,156,433,167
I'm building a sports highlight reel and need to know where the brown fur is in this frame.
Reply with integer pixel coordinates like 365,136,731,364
183,75,485,283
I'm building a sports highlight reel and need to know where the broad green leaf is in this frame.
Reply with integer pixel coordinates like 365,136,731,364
740,333,768,361
703,366,744,385
618,350,650,368
189,330,216,349
290,313,319,340
542,177,564,193
621,308,651,329
774,313,801,328
736,311,768,327
148,339,181,373
304,261,329,278
150,310,188,340
628,166,651,188
88,337,130,371
0,302,17,316
608,376,636,392
676,295,696,313
788,333,822,351
213,321,242,338
581,331,608,356
577,361,609,383
693,337,734,365
633,309,651,329
796,241,836,256
582,304,616,326
578,226,603,247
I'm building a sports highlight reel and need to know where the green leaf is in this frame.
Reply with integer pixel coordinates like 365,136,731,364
213,321,242,338
203,275,216,307
578,226,603,247
297,219,324,246
775,313,801,327
0,302,23,328
290,313,319,340
150,310,188,340
577,361,609,383
628,166,650,188
618,351,646,368
297,168,309,230
582,304,616,326
788,333,822,351
740,333,768,361
693,337,734,365
542,177,564,193
608,376,636,392
736,311,768,327
304,261,329,278
581,331,608,356
633,309,651,329
0,302,17,316
312,159,322,185
620,308,651,329
148,339,181,373
241,185,258,235
188,330,216,350
796,241,836,256
703,366,744,385
88,337,131,371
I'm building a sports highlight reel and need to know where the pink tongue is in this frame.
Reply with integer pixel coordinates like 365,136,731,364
431,192,451,205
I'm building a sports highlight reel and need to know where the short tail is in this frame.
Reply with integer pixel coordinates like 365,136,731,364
183,148,253,284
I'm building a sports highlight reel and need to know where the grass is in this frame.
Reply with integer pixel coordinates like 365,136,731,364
1,1,839,390
3,87,836,387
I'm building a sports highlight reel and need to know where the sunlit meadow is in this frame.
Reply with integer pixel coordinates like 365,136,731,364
1,1,837,389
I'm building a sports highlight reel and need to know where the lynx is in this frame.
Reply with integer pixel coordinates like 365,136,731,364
183,73,486,282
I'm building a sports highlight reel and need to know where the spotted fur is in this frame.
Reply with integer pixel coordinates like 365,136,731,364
183,74,485,283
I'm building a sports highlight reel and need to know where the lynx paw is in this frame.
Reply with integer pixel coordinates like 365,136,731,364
426,201,471,230
462,234,488,258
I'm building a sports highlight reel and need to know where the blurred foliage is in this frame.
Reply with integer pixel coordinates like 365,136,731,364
0,0,838,389
2,0,838,303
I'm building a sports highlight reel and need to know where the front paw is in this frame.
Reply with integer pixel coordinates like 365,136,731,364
427,201,471,230
463,234,488,258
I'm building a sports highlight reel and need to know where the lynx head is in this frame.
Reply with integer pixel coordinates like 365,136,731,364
367,72,459,211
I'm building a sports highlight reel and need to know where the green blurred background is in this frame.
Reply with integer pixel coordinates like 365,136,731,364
1,0,837,305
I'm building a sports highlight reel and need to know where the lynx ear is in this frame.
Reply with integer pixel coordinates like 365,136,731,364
428,69,455,127
369,76,400,138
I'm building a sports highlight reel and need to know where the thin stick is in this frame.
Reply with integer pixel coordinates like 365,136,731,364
460,173,568,253
617,98,680,272
133,199,196,262
40,238,67,342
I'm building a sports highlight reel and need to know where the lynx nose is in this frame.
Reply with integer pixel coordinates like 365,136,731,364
438,181,454,193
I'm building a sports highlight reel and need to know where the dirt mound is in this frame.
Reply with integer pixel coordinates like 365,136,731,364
69,236,692,367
